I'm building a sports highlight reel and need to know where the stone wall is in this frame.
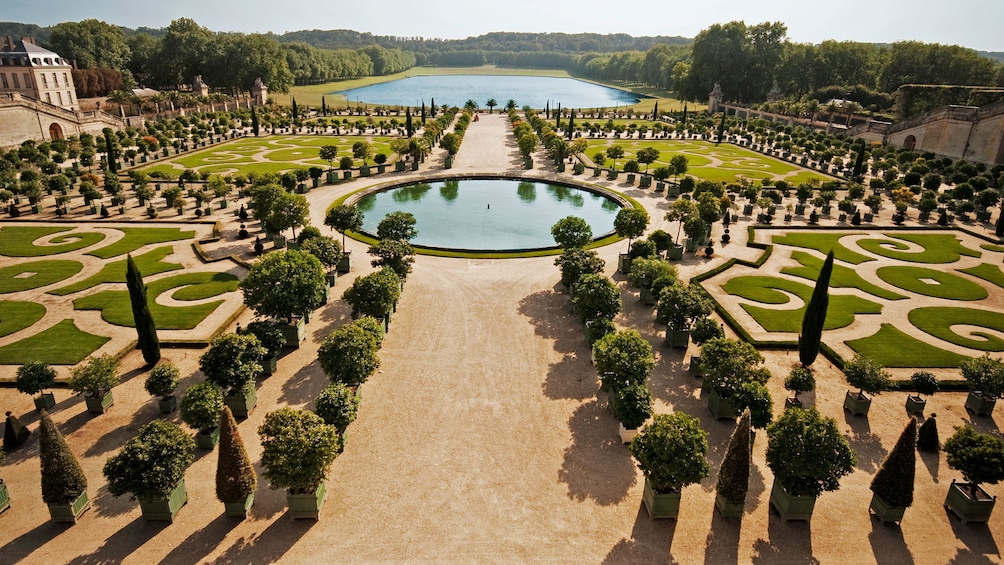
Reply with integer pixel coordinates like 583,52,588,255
0,92,123,148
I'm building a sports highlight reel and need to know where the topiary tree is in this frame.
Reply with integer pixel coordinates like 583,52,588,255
571,273,621,322
766,407,857,497
68,354,119,398
656,283,712,331
15,360,56,406
550,216,593,249
554,247,604,289
944,425,1004,498
376,211,418,241
180,382,224,435
258,408,341,494
103,420,195,500
614,207,649,254
917,414,940,452
39,410,88,505
784,367,815,405
799,251,834,367
609,382,653,429
145,360,180,400
314,382,360,433
216,406,257,508
199,333,266,396
844,353,891,398
716,409,752,511
240,249,327,323
870,418,918,509
593,329,655,392
630,412,710,494
324,204,363,247
126,254,160,365
317,322,380,386
368,239,416,281
342,267,401,319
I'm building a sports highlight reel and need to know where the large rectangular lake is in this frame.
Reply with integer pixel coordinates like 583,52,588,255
333,75,641,109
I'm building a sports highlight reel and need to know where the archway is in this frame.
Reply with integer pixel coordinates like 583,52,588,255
48,123,64,141
903,135,916,151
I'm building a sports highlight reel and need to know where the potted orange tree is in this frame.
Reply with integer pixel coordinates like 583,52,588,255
145,360,181,414
16,361,57,411
68,355,119,414
943,425,1004,524
961,354,1004,416
630,412,709,519
259,408,342,519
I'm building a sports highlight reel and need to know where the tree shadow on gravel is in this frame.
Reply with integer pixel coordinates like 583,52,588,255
601,505,678,565
558,399,637,506
946,507,1001,560
518,290,585,356
842,412,886,474
703,509,742,565
278,361,328,408
542,353,597,400
919,449,941,483
66,516,166,565
0,520,70,562
868,520,915,565
213,514,316,563
158,513,241,565
92,483,136,517
750,510,818,564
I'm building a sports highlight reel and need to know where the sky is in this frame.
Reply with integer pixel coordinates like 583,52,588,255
7,0,1004,52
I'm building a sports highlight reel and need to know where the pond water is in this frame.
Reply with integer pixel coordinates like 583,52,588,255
333,75,640,109
355,178,621,251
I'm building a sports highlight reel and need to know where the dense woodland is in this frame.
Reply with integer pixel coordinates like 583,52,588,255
2,19,1003,117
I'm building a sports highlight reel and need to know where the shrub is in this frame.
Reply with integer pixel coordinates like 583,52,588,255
627,258,676,289
594,330,655,391
960,354,1004,399
700,338,767,399
870,418,917,508
944,425,1004,497
657,283,712,331
239,320,286,359
15,360,56,396
630,413,710,494
68,354,119,397
555,247,604,289
843,354,891,396
784,367,815,401
352,316,385,348
259,408,341,493
240,249,327,323
342,268,401,319
103,420,195,500
766,407,857,497
216,406,257,504
733,381,773,429
39,410,87,504
571,273,621,322
716,410,751,504
910,371,939,398
314,383,360,432
916,414,940,452
690,317,724,346
199,333,266,395
180,382,224,433
610,383,653,429
318,323,380,386
550,216,593,249
145,360,180,398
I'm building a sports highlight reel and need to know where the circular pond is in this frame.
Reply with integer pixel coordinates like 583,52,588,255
353,177,623,252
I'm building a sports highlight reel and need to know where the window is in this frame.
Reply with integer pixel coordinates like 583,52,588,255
57,91,62,105
52,72,58,87
23,73,30,88
45,92,50,103
41,74,47,88
0,73,7,88
12,73,19,88
63,72,68,85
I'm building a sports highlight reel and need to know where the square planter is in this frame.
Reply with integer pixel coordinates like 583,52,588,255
195,426,221,450
708,388,738,420
224,494,254,518
642,478,681,519
593,167,602,177
342,171,352,180
618,254,632,274
287,482,326,520
769,478,817,521
639,287,657,306
869,493,906,524
411,161,419,171
84,390,114,414
34,392,56,411
395,161,406,172
666,186,680,197
639,176,652,188
626,173,635,184
715,492,745,518
843,390,872,416
905,395,926,415
0,481,10,514
278,317,307,348
618,423,639,444
667,245,684,261
685,239,699,252
965,391,996,416
665,328,691,349
945,481,996,524
225,388,257,420
47,490,91,524
336,252,351,274
139,479,188,522
326,171,338,184
360,166,371,176
261,354,279,377
607,170,618,180
326,271,338,286
378,165,387,174
689,356,703,376
784,397,803,410
158,395,178,414
573,163,585,174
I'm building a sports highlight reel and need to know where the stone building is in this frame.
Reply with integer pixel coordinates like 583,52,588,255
0,36,78,111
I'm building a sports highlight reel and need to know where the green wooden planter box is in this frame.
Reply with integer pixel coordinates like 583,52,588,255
34,392,56,411
869,493,905,524
224,494,254,518
336,252,351,274
278,317,306,348
689,355,703,376
715,492,745,518
444,157,453,169
326,171,338,184
524,157,533,169
378,165,386,174
195,426,221,449
287,482,326,520
784,397,802,410
261,354,278,377
84,390,114,414
665,328,691,349
639,176,652,188
708,388,739,420
139,479,188,522
642,478,681,519
360,166,371,177
395,161,406,172
905,395,926,415
225,388,257,420
617,254,632,274
667,245,684,260
843,390,872,416
47,490,91,524
593,167,602,177
411,161,419,171
326,271,338,286
965,391,996,416
158,395,178,414
769,479,817,521
573,163,584,174
607,169,619,180
666,186,680,197
945,481,996,524
684,239,699,252
342,170,352,180
557,162,566,172
639,287,657,306
0,481,10,514
626,173,635,184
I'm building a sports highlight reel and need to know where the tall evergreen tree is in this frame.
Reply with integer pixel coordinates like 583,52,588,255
652,101,659,120
405,107,413,137
39,410,88,505
567,111,575,139
870,418,917,508
799,250,834,366
716,113,726,145
556,103,562,128
103,129,117,173
291,97,298,121
430,97,435,118
251,106,260,137
682,104,688,126
852,139,867,178
716,409,751,507
321,96,327,116
546,100,550,119
216,406,257,506
421,101,426,125
126,254,160,365
996,209,1004,237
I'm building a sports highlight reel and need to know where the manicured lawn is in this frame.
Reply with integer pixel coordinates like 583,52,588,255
856,233,981,264
958,263,1004,289
908,307,1004,351
846,323,970,368
782,251,904,300
771,232,872,264
0,300,46,337
721,275,882,332
73,272,240,330
0,319,110,365
87,227,195,259
875,266,988,301
0,226,106,257
0,260,83,293
50,247,182,296
980,243,1004,252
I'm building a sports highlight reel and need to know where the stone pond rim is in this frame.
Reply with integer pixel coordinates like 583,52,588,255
335,174,637,257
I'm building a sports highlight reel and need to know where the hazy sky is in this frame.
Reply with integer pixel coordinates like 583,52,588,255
7,0,1004,52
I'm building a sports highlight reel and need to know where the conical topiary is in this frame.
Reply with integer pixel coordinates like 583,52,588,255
870,418,917,508
216,406,257,505
716,409,752,505
917,413,940,452
3,410,30,450
39,410,88,504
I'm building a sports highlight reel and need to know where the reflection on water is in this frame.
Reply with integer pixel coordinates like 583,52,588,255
392,182,432,202
517,181,536,203
441,180,459,202
546,185,584,207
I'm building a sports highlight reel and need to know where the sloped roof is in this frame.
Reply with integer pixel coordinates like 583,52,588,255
0,39,70,67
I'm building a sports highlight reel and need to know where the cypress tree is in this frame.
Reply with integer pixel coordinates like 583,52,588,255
430,97,435,118
917,413,940,452
870,418,917,508
104,130,117,173
652,101,659,120
251,106,259,137
716,113,726,145
126,254,160,365
682,104,688,126
556,103,562,128
798,250,834,366
405,108,413,138
716,409,751,507
216,406,257,505
291,97,298,121
321,96,327,116
566,111,575,139
996,210,1004,237
39,410,88,505
421,101,426,125
852,140,867,178
546,100,550,119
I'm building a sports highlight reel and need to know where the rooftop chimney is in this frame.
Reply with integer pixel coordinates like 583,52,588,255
21,36,35,46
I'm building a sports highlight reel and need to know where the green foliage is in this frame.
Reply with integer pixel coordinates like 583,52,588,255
39,410,88,504
342,267,401,319
944,425,1004,490
68,354,119,396
216,406,257,504
610,383,653,429
240,249,327,322
716,410,751,504
799,251,834,366
917,414,940,452
376,211,418,242
368,239,415,280
700,338,767,400
766,407,857,497
352,316,385,348
199,332,266,394
258,408,341,493
15,360,56,396
103,420,195,500
613,207,649,250
300,235,342,269
843,354,891,395
960,354,1004,399
268,192,311,238
126,254,161,365
690,317,724,345
594,329,655,391
657,283,712,331
554,247,605,288
180,382,224,433
733,381,773,429
571,273,621,322
630,412,710,494
314,382,360,432
870,418,917,508
318,322,380,386
627,258,676,290
145,360,180,398
550,216,593,249
627,238,658,260
910,371,939,397
784,367,815,398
